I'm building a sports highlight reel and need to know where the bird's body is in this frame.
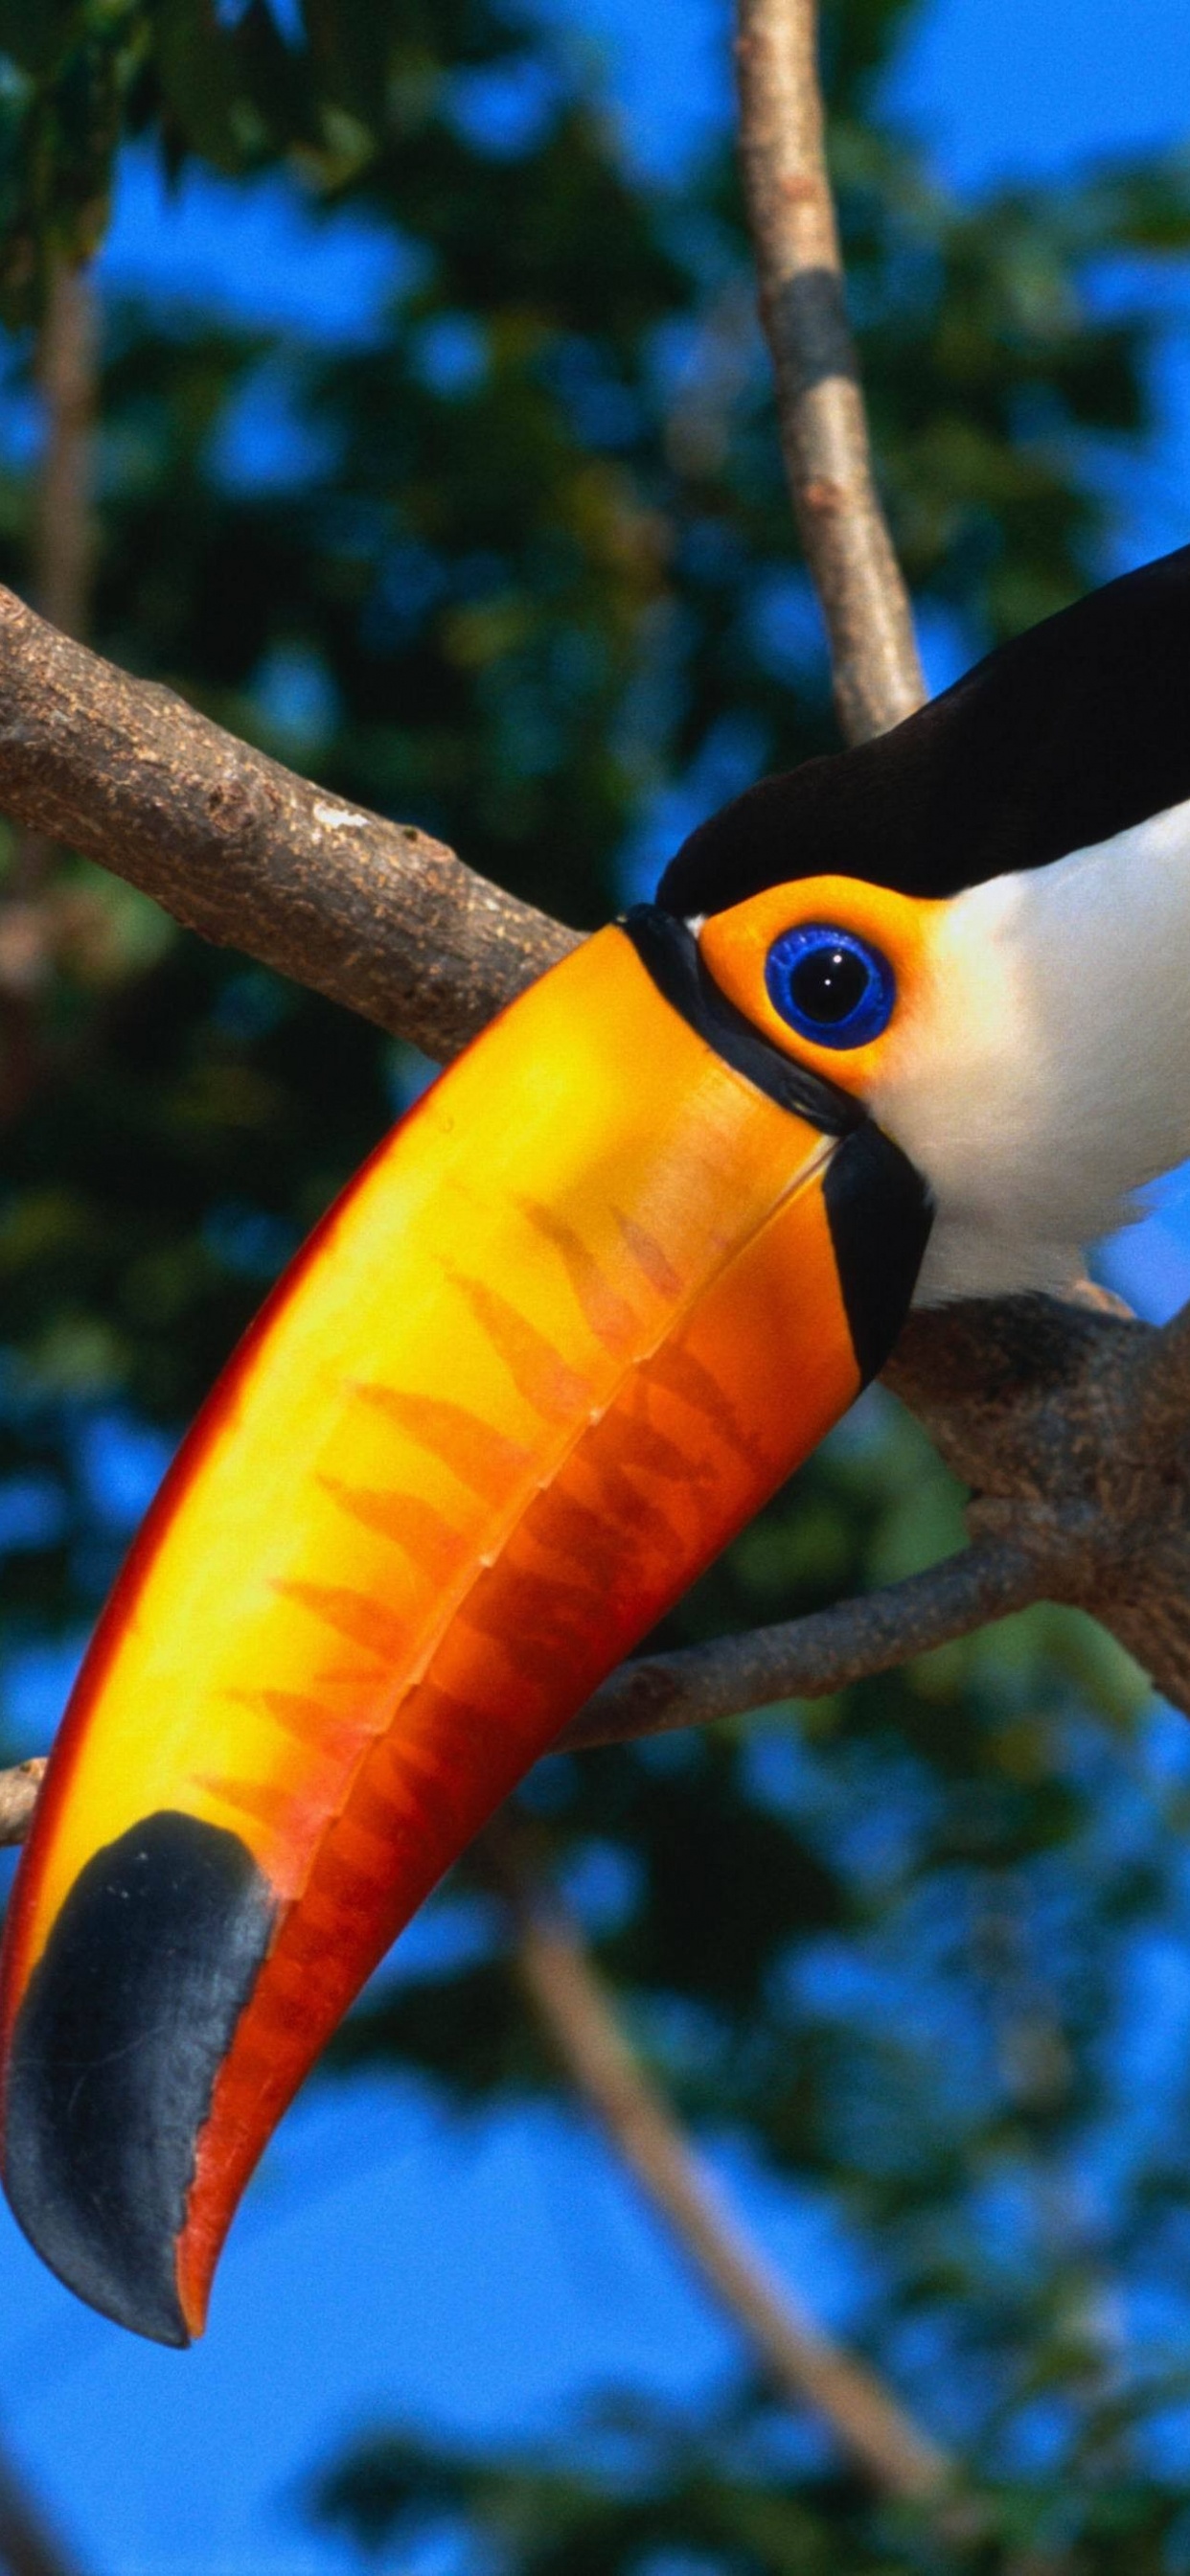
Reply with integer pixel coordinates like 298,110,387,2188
4,544,1190,2345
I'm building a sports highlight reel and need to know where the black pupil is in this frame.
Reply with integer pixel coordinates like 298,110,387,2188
790,944,869,1026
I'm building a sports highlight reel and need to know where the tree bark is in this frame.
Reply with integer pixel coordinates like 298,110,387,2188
0,587,575,1064
734,0,926,738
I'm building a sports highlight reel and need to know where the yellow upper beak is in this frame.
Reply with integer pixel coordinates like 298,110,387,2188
0,916,931,2344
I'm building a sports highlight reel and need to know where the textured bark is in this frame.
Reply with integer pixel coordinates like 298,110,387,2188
734,0,926,739
0,1759,44,1846
0,586,576,1063
886,1296,1190,1710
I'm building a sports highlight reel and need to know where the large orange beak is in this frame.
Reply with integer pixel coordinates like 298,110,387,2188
0,913,930,2344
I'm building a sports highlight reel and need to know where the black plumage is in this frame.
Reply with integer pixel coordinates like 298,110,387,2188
659,545,1190,917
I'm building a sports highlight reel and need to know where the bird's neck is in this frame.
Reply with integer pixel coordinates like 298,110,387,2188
870,801,1190,1303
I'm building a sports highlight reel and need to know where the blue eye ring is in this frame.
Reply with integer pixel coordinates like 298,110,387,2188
765,924,895,1050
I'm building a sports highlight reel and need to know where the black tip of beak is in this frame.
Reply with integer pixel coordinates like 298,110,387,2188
3,1812,274,2345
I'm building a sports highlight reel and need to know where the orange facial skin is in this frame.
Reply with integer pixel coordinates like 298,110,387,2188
0,919,927,2349
698,875,944,1096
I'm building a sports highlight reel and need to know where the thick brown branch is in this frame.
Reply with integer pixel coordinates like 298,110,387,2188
734,0,926,741
0,587,576,1064
887,1296,1190,1712
488,1828,953,2507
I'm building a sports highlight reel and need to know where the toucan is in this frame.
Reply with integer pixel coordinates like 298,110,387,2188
3,544,1190,2348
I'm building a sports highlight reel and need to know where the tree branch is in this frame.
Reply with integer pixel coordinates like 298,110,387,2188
0,1545,1041,1852
561,1536,1044,1750
485,1824,954,2509
0,587,576,1064
884,1296,1190,1712
734,0,926,741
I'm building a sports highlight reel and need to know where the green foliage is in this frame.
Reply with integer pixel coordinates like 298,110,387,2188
313,2407,921,2575
310,2401,1190,2574
4,0,1190,2567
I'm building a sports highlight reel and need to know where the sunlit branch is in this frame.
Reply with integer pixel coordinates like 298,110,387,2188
0,586,576,1066
733,0,925,741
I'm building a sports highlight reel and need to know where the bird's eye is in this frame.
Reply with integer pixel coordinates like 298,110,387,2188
765,924,895,1049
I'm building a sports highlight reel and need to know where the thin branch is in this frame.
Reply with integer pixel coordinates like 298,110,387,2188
487,1826,954,2509
734,0,926,741
0,587,577,1065
561,1536,1044,1750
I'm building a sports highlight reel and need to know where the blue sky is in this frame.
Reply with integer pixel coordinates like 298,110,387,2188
5,3,1190,2567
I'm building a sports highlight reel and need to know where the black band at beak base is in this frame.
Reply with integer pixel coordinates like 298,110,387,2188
621,906,934,1383
620,907,865,1136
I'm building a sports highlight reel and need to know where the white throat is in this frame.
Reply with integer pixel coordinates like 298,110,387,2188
868,798,1190,1302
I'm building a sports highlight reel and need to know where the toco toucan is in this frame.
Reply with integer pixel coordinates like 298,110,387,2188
4,545,1190,2347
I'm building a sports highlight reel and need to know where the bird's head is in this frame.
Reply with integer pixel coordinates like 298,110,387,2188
656,540,1190,1303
